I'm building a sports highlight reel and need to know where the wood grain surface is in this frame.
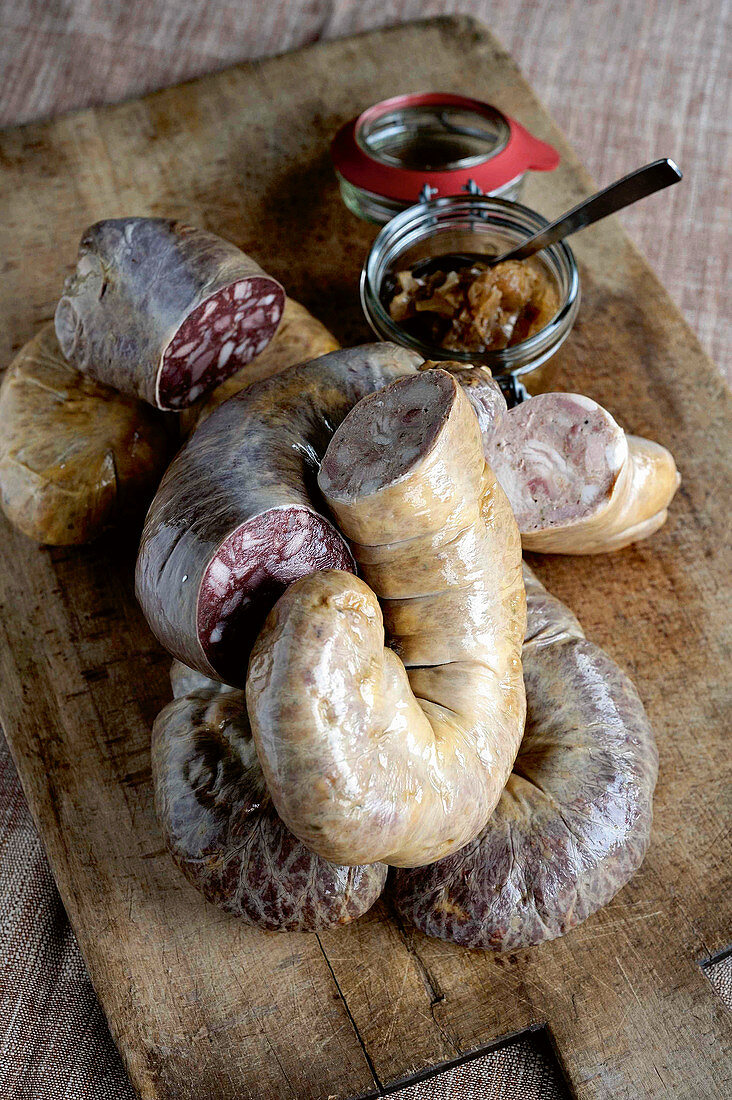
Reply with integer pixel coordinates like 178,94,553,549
0,17,730,1100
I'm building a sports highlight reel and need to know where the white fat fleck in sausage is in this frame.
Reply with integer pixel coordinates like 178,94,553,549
246,370,526,868
486,392,679,553
391,562,658,949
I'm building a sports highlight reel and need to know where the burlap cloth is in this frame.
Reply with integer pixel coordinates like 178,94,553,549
0,2,729,1097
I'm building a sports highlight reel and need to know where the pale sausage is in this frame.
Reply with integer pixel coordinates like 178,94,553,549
246,370,526,868
486,392,679,554
0,324,170,545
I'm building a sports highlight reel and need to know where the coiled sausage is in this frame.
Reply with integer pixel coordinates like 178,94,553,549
135,344,421,684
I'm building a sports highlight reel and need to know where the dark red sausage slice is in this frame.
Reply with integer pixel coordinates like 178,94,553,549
196,506,353,686
158,277,282,408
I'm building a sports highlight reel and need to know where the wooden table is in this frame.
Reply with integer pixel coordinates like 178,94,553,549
0,17,730,1100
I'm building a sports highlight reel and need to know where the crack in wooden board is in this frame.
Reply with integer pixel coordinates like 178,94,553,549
0,15,730,1100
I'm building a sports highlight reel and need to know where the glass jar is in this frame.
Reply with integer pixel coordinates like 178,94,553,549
332,93,559,226
360,194,580,394
337,173,524,225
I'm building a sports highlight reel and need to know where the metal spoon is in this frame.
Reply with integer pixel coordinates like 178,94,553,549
412,158,682,276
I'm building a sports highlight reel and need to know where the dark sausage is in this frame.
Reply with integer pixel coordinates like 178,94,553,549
181,297,340,435
135,344,421,684
55,218,285,410
152,688,387,930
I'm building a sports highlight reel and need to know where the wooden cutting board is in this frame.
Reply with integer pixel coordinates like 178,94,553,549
0,16,729,1100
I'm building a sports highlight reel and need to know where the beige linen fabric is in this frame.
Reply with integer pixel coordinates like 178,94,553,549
385,1032,570,1098
0,3,728,1098
0,738,135,1100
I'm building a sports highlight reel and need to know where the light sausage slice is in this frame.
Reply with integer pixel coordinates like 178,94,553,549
152,689,387,930
246,370,526,868
0,324,170,545
55,218,285,410
392,563,658,949
486,392,679,553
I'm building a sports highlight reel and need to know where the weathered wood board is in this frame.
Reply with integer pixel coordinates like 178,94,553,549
0,16,730,1100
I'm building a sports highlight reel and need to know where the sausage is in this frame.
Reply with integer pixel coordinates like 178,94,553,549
151,688,387,930
181,298,340,435
392,562,658,949
135,344,422,685
420,359,506,447
486,392,680,553
246,370,526,868
55,218,285,410
0,324,170,545
169,658,234,699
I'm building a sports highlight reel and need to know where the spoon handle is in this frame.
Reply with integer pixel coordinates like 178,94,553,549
496,158,682,263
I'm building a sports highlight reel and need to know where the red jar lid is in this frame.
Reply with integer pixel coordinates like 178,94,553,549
331,92,559,202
